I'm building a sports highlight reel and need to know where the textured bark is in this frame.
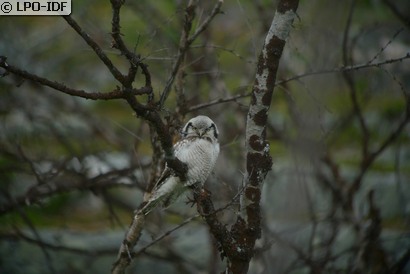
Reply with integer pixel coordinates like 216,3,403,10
243,0,299,215
194,1,299,273
112,214,146,274
237,0,299,272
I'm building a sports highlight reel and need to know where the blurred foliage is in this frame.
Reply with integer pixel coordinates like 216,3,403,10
0,0,409,273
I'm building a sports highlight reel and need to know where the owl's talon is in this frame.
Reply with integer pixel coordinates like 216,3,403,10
185,196,197,207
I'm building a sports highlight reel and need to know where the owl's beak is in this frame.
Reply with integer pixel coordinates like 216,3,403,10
197,129,205,137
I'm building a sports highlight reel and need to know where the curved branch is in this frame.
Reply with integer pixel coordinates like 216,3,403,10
0,56,149,100
0,167,138,215
341,0,370,160
187,93,249,112
110,0,152,96
348,96,410,200
382,0,410,29
62,15,125,83
159,0,224,107
276,53,410,86
1,231,116,256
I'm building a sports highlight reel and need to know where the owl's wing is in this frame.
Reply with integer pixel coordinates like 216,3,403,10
137,140,190,215
148,139,186,192
137,167,171,214
152,166,173,191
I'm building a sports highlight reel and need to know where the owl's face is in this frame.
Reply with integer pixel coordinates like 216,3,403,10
181,115,219,141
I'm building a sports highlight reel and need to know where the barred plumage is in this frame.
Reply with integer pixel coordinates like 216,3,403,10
139,115,220,215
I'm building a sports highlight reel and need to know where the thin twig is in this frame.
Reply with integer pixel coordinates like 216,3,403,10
134,215,199,256
0,56,152,100
350,95,410,194
382,0,410,29
276,53,410,86
367,28,404,65
3,231,116,256
62,15,125,83
0,167,138,215
15,211,57,274
110,0,152,94
342,0,370,161
159,0,224,107
188,93,249,112
159,0,198,108
187,0,224,45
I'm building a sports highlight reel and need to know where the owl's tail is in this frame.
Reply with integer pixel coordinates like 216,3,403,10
137,198,161,215
138,178,189,215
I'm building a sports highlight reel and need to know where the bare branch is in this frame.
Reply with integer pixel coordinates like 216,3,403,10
341,0,370,160
0,57,145,100
187,0,224,46
187,92,249,112
112,213,146,274
277,53,410,86
382,0,410,29
185,54,410,113
134,214,199,257
110,0,152,96
62,15,125,83
15,210,57,274
159,0,224,107
367,28,404,65
110,0,135,60
192,187,234,260
1,231,116,256
0,167,137,215
348,95,410,198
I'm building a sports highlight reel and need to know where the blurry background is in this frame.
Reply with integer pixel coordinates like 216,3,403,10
0,0,409,273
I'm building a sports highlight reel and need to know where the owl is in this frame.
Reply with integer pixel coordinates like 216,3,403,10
139,115,220,215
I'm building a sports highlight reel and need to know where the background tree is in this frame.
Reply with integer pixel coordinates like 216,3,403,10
1,0,409,274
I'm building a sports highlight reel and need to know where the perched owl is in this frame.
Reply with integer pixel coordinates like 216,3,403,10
139,115,220,215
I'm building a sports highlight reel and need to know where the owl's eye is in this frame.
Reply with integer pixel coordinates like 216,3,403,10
180,122,192,137
185,122,194,131
182,122,199,136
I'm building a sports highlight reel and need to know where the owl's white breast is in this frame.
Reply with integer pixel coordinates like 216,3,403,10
175,137,219,186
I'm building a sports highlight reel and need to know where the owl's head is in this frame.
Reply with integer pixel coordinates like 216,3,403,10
181,115,219,140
